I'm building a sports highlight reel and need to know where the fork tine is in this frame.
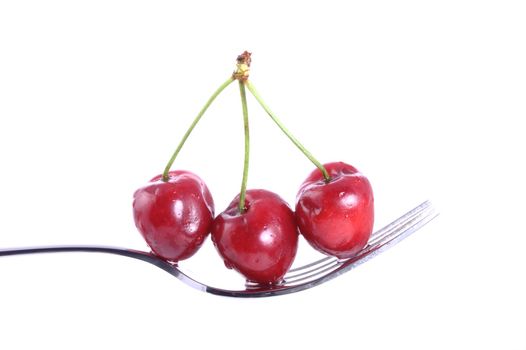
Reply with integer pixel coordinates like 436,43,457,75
227,202,438,296
285,260,343,284
287,256,332,273
285,257,339,280
281,203,438,288
365,202,436,252
282,201,435,285
287,201,431,275
367,200,432,247
347,202,438,266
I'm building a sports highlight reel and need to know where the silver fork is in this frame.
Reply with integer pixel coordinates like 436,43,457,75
0,200,438,298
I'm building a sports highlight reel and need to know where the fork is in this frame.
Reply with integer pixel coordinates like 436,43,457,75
0,200,438,298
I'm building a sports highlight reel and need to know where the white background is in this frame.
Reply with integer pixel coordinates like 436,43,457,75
1,1,525,349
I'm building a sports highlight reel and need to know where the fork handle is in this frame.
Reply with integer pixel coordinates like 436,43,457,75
0,245,218,294
0,245,172,270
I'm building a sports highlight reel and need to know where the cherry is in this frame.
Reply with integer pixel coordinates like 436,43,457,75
295,162,374,259
131,52,375,281
211,189,299,284
132,170,214,262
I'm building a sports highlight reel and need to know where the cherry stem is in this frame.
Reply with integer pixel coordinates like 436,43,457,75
245,80,331,182
238,80,250,213
162,76,235,181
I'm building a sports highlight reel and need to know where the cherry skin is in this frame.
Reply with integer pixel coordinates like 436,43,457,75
295,162,374,259
132,170,214,262
211,189,299,284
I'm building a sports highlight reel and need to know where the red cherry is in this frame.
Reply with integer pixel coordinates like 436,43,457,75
295,162,374,259
132,170,214,262
211,189,299,284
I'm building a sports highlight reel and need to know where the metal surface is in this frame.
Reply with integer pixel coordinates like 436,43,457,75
0,201,438,297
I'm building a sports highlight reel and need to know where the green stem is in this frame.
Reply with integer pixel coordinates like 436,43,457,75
162,76,235,181
245,80,331,182
238,81,250,213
